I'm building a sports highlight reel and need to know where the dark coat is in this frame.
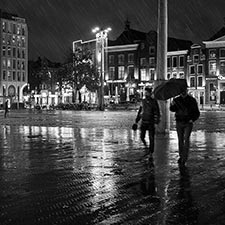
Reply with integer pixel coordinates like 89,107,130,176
136,97,160,125
170,94,200,123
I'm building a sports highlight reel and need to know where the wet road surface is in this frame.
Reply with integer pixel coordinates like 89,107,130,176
0,110,225,225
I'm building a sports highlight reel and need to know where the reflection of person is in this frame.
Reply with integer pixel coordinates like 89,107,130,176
4,100,9,118
135,87,160,157
166,166,199,224
170,85,200,166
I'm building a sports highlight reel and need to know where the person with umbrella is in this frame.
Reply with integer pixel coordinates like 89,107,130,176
133,87,161,158
169,83,200,167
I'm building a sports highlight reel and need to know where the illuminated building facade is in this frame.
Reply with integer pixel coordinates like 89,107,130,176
0,10,28,106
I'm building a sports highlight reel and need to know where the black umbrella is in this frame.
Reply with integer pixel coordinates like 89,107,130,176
153,78,188,100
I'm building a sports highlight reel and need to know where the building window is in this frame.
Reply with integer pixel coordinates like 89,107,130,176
22,49,25,58
149,69,155,80
17,49,21,58
13,24,16,34
13,60,16,69
17,72,21,81
109,67,115,80
7,35,11,45
198,76,203,87
149,57,155,68
17,60,20,70
140,58,146,66
2,46,6,56
128,66,134,79
193,55,199,63
7,59,11,69
2,59,6,68
220,49,225,58
17,36,21,47
220,61,225,74
3,71,6,80
179,56,184,67
109,55,114,64
17,24,21,35
2,21,7,32
7,46,11,57
167,73,171,80
128,53,134,64
149,46,155,55
13,48,16,57
172,73,177,78
21,61,25,70
118,66,125,79
118,54,124,64
22,72,25,81
189,65,195,74
167,57,171,68
13,71,16,80
22,26,26,35
209,49,216,58
141,43,145,49
172,56,177,67
141,69,149,81
8,71,12,81
190,77,195,87
179,72,184,79
197,65,203,74
12,35,16,45
21,37,25,47
209,61,216,75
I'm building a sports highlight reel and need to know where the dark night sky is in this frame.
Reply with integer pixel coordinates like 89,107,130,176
1,0,225,63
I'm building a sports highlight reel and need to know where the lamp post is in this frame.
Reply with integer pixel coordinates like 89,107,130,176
92,27,111,111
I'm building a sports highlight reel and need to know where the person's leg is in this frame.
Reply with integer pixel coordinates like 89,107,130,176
140,124,147,147
176,122,185,162
148,126,155,153
183,123,193,162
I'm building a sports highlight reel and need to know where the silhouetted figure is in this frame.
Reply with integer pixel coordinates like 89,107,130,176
134,87,160,157
170,86,200,167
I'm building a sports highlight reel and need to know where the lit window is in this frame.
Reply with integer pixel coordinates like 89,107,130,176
118,66,125,79
2,46,6,56
141,69,149,81
220,61,225,74
209,61,216,75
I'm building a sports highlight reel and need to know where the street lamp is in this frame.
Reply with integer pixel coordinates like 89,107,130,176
92,27,111,111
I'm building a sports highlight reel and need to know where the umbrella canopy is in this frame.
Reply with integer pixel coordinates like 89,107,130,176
153,79,188,100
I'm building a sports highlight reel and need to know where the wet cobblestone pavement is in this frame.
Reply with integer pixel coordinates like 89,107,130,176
0,110,225,225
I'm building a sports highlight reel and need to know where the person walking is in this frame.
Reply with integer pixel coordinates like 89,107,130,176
4,99,9,118
170,85,200,167
134,87,160,157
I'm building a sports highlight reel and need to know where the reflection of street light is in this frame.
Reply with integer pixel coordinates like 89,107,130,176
92,27,111,110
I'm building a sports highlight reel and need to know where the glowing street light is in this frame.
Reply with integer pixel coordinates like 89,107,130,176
92,27,111,111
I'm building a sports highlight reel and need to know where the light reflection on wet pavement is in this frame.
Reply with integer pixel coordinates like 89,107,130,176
0,110,225,225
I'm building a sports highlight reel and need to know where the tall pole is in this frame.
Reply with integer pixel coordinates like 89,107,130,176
155,0,170,133
93,27,111,111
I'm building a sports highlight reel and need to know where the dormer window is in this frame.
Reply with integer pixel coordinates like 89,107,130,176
209,49,216,58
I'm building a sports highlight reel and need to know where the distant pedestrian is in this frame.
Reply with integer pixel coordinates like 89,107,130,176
4,100,9,118
134,87,160,157
170,85,200,167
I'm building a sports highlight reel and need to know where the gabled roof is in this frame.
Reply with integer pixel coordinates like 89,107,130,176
168,37,193,51
109,28,146,46
208,27,225,41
